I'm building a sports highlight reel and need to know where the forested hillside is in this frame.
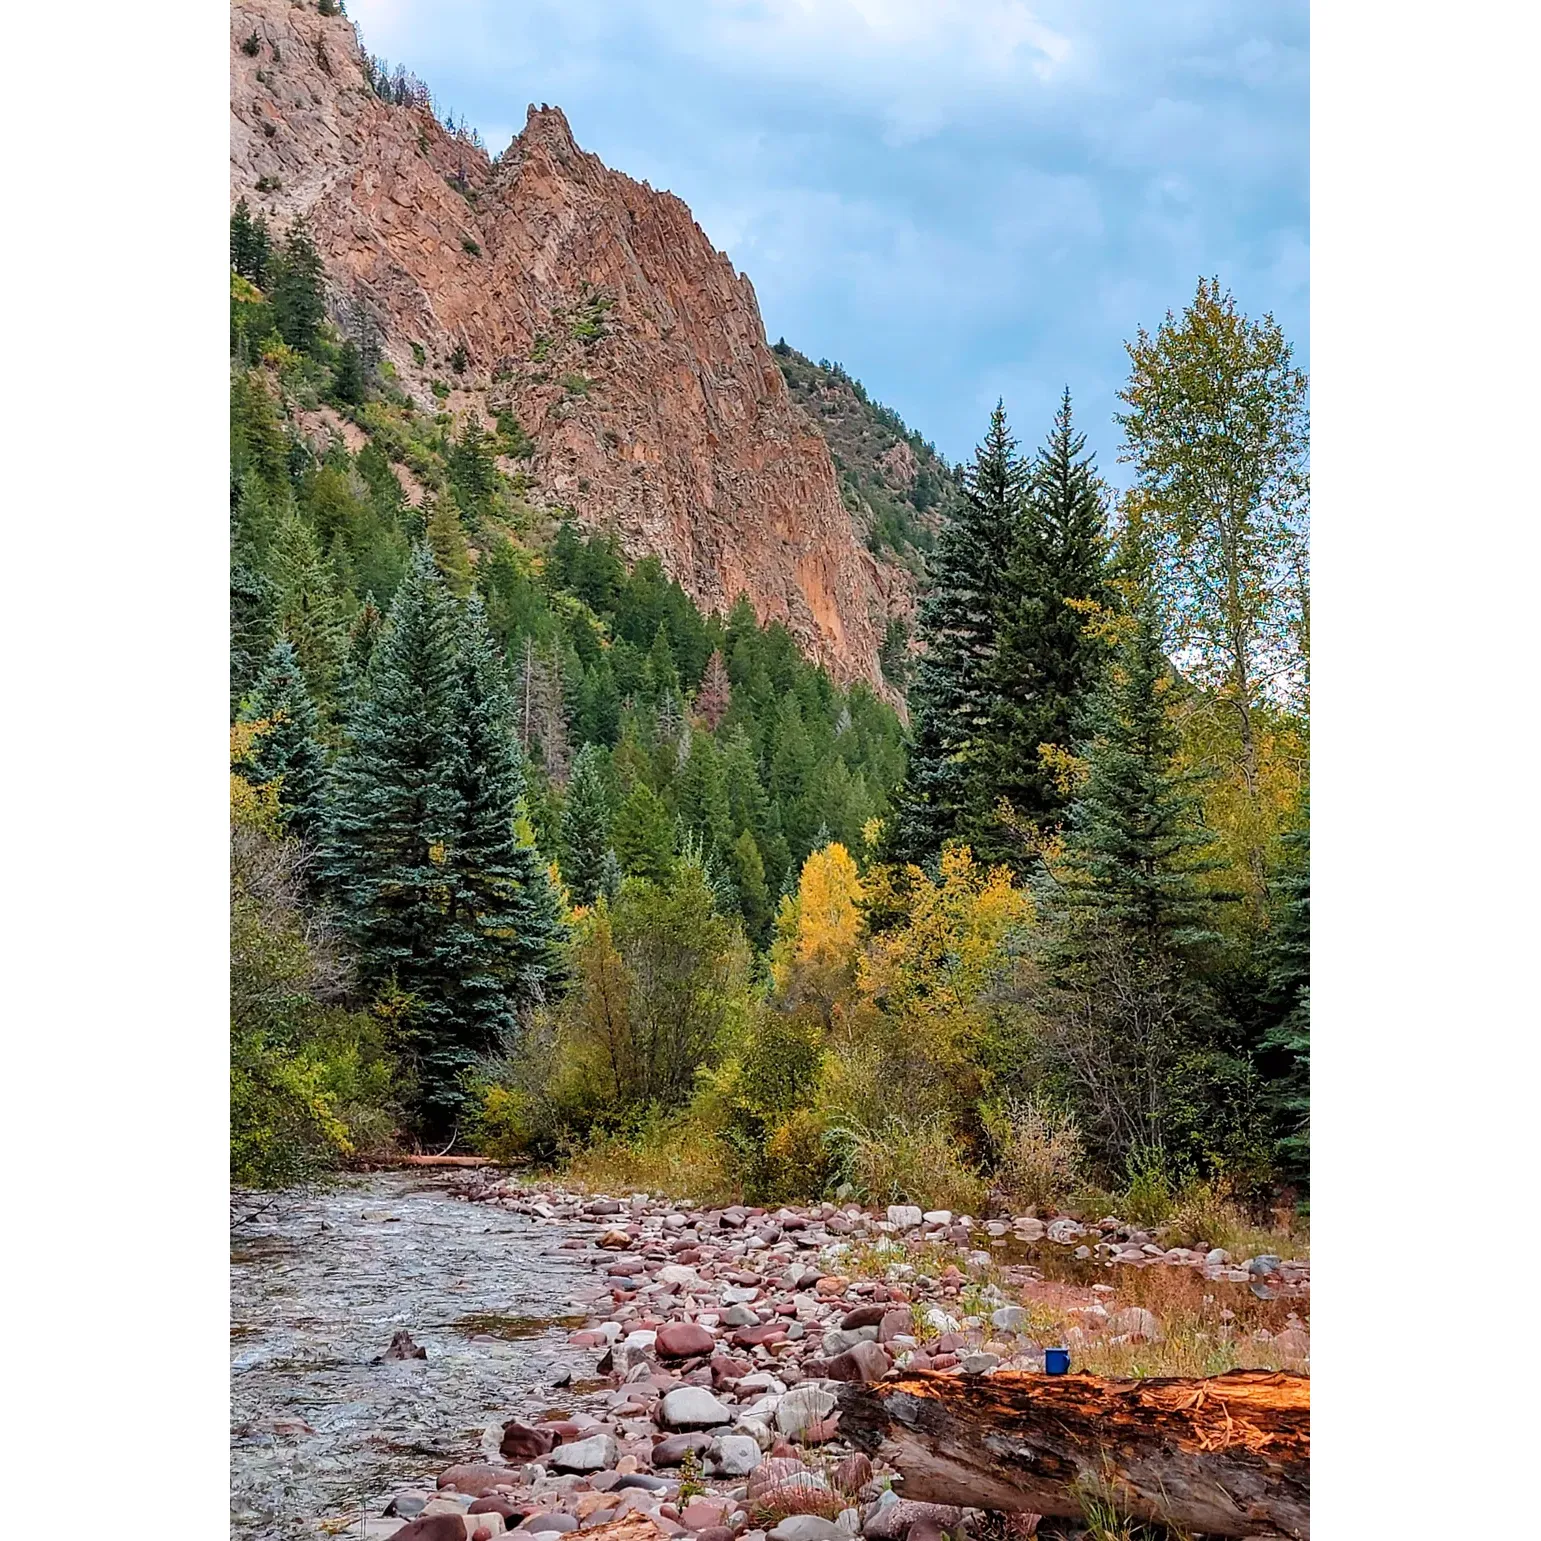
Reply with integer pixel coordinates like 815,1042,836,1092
231,196,1308,1231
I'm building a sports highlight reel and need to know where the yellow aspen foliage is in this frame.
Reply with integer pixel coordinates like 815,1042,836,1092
768,841,865,998
858,845,1032,1020
230,720,282,835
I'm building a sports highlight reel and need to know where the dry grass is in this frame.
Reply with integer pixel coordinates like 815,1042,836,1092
1004,1266,1309,1381
561,1123,742,1206
993,1097,1086,1213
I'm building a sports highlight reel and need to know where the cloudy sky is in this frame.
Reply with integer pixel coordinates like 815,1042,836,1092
347,0,1307,476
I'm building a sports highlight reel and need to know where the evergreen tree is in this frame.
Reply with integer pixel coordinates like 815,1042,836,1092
443,597,564,1074
982,388,1110,863
230,197,271,286
271,510,349,711
695,647,732,729
270,220,327,354
676,730,731,858
1260,807,1309,1187
1032,563,1242,1170
613,782,675,884
332,337,367,407
891,403,1026,863
560,743,615,906
728,827,773,945
1054,575,1222,947
243,638,328,843
426,496,473,596
320,548,473,1136
448,414,498,521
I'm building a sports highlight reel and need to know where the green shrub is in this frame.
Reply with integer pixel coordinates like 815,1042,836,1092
410,341,426,366
450,341,470,374
460,235,481,257
241,32,261,56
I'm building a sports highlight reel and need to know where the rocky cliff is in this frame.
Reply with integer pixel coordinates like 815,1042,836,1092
230,0,906,690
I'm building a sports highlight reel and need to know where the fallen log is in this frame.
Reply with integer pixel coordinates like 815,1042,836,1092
837,1369,1308,1539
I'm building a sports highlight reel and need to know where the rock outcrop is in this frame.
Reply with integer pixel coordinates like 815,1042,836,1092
230,0,903,689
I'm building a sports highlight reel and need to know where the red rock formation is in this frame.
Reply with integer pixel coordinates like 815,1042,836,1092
230,0,904,689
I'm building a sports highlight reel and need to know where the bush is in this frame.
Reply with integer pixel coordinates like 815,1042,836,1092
830,1113,987,1214
461,235,481,257
242,32,261,56
564,1112,739,1205
450,342,470,374
991,1096,1085,1213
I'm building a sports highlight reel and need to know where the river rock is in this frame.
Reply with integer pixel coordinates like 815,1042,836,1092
921,1211,952,1227
659,1385,733,1429
1045,1219,1083,1244
656,1322,716,1359
521,1515,579,1534
839,1304,888,1331
378,1328,428,1362
1108,1307,1162,1343
549,1434,618,1473
861,1503,964,1540
438,1465,518,1498
770,1519,847,1541
989,1306,1028,1333
391,1518,474,1541
823,1341,890,1382
886,1205,923,1231
650,1432,714,1465
776,1385,837,1439
502,1422,558,1460
709,1433,764,1475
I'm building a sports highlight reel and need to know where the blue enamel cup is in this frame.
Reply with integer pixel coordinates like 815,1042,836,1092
1044,1347,1071,1375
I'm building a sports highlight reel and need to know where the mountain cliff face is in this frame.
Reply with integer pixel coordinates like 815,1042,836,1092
229,0,907,690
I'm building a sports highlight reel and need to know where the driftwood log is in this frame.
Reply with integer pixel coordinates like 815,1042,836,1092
838,1369,1309,1539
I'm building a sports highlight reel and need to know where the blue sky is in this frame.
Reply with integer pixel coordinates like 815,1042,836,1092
348,0,1307,477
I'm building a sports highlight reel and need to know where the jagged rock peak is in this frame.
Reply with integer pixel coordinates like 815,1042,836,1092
229,0,908,691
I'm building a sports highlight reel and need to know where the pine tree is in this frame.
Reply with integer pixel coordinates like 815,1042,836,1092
321,547,471,1135
426,496,473,596
1054,575,1223,947
695,647,732,730
242,637,328,843
332,337,367,407
676,730,731,858
728,826,773,945
448,414,499,521
613,782,675,884
1032,563,1237,1169
443,596,565,1081
271,510,349,712
560,743,615,906
891,402,1026,863
1260,807,1309,1186
514,637,571,783
270,220,327,353
982,389,1111,861
230,197,271,286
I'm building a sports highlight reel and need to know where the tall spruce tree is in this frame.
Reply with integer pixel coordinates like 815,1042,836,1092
982,389,1110,864
321,547,475,1137
890,402,1026,863
243,638,328,844
230,198,271,286
270,220,327,353
1032,559,1241,1170
1260,806,1309,1187
270,510,349,712
444,596,565,1065
560,743,615,906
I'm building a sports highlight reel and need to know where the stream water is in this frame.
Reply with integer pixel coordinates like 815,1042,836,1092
230,1172,591,1540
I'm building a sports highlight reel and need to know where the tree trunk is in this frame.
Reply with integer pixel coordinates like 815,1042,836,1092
837,1369,1309,1539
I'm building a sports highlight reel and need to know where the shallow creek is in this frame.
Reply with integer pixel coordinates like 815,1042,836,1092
230,1172,591,1539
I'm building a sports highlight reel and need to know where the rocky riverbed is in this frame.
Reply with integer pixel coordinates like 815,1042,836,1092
274,1177,1307,1541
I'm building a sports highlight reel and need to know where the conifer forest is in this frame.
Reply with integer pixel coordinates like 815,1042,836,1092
230,205,1309,1228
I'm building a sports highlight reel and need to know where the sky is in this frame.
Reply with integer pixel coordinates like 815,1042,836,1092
347,0,1308,477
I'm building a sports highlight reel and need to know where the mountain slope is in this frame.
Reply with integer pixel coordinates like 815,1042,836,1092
230,0,908,691
771,342,963,577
